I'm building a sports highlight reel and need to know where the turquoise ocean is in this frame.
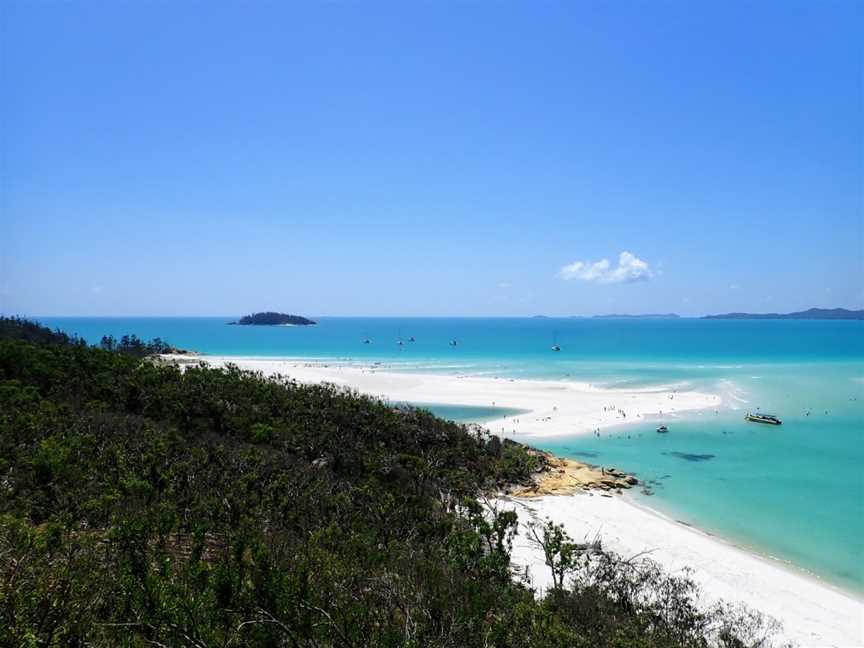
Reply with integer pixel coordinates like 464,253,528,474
37,316,864,595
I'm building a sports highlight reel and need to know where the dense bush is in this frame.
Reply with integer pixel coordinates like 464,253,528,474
0,318,779,647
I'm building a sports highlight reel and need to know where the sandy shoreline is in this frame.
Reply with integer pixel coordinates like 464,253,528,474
169,355,721,439
165,354,864,646
500,493,863,647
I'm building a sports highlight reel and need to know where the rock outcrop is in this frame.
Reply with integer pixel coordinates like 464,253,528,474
509,454,638,497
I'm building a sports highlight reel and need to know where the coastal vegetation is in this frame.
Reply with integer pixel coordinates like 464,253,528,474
0,317,780,647
0,317,188,358
98,333,190,358
230,312,317,326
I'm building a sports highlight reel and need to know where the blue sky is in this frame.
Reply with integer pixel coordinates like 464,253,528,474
2,1,861,316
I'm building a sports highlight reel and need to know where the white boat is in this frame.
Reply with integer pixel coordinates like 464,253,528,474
745,412,782,425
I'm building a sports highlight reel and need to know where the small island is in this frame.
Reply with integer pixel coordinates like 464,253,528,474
592,313,680,320
229,312,317,326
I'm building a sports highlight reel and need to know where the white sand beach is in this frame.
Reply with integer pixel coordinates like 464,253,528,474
172,355,721,438
167,355,864,646
499,494,863,647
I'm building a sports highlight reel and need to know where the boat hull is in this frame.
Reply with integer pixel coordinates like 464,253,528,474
745,414,782,425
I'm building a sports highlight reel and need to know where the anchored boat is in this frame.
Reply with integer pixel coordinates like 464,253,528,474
656,425,669,434
745,412,782,425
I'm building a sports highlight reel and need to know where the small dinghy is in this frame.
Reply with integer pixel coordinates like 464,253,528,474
656,425,669,434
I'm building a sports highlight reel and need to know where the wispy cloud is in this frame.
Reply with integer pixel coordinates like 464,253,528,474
497,282,512,289
559,251,655,284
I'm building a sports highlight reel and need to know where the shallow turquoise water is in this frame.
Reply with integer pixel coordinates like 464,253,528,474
396,402,528,424
37,316,864,593
540,364,864,593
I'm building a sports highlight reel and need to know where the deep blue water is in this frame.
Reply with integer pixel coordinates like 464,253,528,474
36,316,864,369
36,316,864,593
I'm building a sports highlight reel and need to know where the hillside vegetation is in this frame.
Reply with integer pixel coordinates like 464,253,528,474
0,318,778,647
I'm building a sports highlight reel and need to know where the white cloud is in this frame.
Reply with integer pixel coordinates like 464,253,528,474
559,251,655,284
497,282,512,289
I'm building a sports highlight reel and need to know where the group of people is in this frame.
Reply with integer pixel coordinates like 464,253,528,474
603,405,628,419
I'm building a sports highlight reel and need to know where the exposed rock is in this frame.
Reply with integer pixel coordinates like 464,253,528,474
510,452,639,497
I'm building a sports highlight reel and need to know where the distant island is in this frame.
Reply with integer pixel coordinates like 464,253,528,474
229,312,317,326
703,308,863,321
591,313,680,320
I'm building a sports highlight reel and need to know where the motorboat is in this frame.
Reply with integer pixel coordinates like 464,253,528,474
745,412,782,425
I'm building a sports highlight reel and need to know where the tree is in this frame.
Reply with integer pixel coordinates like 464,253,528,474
527,518,596,591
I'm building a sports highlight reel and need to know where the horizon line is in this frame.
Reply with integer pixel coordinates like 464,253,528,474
10,307,863,320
